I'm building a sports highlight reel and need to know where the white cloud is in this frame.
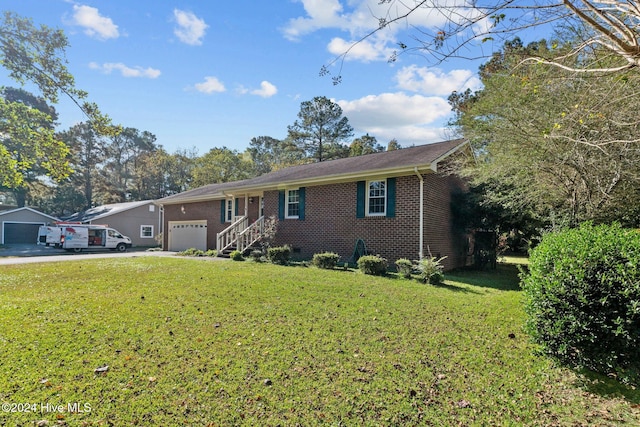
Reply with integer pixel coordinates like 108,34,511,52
326,37,395,62
89,62,161,78
173,9,208,46
337,92,453,145
194,76,226,94
251,81,278,98
284,0,489,66
72,5,119,40
395,65,482,96
282,0,347,41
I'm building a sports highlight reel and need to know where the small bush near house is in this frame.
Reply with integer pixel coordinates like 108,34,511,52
417,256,447,285
395,258,413,278
177,248,217,257
230,250,244,261
522,222,640,386
312,252,340,269
267,245,291,265
177,248,205,257
249,249,265,262
357,255,387,276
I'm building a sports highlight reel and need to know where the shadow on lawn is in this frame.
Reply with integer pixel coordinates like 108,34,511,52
445,263,523,291
575,370,640,404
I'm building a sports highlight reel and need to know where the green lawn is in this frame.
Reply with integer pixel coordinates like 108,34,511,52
0,258,638,426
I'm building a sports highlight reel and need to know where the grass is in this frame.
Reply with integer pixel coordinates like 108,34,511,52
0,258,638,426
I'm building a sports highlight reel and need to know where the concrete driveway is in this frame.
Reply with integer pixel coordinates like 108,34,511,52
0,244,178,265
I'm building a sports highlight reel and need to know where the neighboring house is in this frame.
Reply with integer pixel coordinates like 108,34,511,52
64,200,161,247
0,207,59,244
157,139,473,270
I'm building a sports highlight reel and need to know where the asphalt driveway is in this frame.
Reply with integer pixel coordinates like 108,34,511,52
0,244,178,265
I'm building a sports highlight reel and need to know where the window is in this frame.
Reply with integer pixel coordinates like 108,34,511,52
226,199,233,222
149,204,155,212
367,180,386,216
286,189,300,218
140,225,154,238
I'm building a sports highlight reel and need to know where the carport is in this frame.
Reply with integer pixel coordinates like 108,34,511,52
0,207,59,245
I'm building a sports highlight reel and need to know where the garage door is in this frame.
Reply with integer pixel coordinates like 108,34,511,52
168,220,207,251
4,223,43,244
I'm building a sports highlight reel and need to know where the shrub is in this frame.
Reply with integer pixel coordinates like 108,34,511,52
417,256,447,285
395,258,413,278
250,249,265,262
230,250,244,261
312,252,340,269
177,248,205,257
205,249,217,257
267,245,291,265
521,222,640,386
357,255,387,276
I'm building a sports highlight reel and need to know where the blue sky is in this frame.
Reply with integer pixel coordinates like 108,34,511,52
1,0,486,155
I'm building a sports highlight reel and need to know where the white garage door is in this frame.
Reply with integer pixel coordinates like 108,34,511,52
168,220,207,252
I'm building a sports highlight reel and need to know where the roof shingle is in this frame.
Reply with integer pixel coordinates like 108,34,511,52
158,139,467,204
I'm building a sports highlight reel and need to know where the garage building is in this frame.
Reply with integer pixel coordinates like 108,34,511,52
0,207,59,244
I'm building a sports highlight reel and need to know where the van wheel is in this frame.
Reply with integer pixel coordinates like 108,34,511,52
116,243,127,252
73,248,82,253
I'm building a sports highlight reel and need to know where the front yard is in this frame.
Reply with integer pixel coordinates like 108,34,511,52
0,258,638,425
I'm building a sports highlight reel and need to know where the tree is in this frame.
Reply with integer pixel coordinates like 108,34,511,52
102,128,157,202
287,96,353,162
58,122,106,209
450,38,640,228
349,134,384,156
323,0,640,82
31,182,87,218
0,11,115,131
387,139,402,151
190,147,254,188
130,148,195,200
0,87,68,206
0,12,116,188
246,136,306,175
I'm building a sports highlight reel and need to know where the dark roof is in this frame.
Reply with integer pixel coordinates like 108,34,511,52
64,200,154,222
158,139,467,204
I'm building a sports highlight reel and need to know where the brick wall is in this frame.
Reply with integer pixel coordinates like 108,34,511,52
264,173,470,270
163,197,263,250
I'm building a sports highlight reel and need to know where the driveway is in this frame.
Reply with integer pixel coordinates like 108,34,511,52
0,244,179,265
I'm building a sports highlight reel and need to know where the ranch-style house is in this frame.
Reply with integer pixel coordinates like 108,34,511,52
156,138,473,270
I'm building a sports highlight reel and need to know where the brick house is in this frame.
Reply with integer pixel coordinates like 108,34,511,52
156,139,472,270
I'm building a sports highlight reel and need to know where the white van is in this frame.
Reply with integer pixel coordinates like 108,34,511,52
37,225,64,247
60,225,132,252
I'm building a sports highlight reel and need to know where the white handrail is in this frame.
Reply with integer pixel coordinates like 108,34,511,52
216,215,248,253
237,216,265,252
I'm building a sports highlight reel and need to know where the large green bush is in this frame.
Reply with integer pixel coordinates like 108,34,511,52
267,245,291,265
521,223,640,385
357,255,387,276
312,252,340,269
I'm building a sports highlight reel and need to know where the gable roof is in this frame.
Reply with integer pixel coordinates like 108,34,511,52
158,139,468,205
0,206,59,221
64,200,155,222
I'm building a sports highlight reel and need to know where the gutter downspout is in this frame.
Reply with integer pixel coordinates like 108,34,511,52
414,167,424,260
